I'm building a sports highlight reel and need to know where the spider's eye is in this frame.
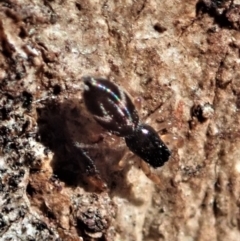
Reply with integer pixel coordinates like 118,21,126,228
83,76,139,136
125,124,171,168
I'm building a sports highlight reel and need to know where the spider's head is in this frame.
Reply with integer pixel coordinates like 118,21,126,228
125,123,171,168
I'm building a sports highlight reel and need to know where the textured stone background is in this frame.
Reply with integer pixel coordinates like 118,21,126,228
0,0,240,240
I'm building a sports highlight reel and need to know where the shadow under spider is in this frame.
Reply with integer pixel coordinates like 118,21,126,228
36,98,144,203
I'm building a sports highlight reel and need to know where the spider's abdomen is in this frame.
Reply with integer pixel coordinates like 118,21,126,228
83,76,139,136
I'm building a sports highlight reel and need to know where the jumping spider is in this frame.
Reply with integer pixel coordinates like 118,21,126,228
80,76,171,185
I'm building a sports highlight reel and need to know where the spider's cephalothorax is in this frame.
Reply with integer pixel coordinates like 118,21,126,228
125,123,171,168
82,76,171,168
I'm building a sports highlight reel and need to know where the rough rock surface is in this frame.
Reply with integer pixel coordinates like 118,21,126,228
0,0,240,240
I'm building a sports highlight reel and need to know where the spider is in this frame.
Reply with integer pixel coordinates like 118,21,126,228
80,76,171,185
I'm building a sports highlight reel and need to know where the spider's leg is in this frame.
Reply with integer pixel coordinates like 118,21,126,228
74,141,99,150
74,142,107,190
118,150,135,169
145,115,183,150
140,160,163,187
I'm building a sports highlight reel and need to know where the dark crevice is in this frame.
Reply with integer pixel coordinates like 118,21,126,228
196,0,236,29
